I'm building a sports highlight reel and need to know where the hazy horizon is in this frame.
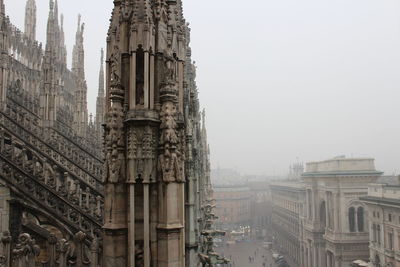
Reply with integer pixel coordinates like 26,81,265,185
6,0,400,176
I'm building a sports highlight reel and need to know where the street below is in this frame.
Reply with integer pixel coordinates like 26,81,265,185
216,241,279,267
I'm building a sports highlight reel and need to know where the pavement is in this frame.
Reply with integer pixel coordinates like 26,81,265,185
215,241,279,267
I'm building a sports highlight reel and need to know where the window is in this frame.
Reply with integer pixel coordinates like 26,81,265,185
320,201,326,229
388,232,394,250
357,207,364,232
373,211,376,218
388,213,392,222
372,224,377,242
398,235,400,251
377,225,381,245
349,207,356,232
307,190,312,219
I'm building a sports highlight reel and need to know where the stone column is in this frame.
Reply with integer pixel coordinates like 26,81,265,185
128,183,135,267
326,252,331,267
144,182,150,267
319,245,326,267
90,236,100,267
313,244,318,267
334,192,340,232
102,77,127,266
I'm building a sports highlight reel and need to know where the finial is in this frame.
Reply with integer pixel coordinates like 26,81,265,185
49,0,54,10
77,14,81,30
61,14,64,27
101,48,104,63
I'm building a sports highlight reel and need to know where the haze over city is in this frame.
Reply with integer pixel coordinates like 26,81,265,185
7,0,400,175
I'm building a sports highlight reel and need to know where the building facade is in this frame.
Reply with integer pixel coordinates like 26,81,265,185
302,157,382,267
270,181,305,266
213,185,251,227
361,180,400,267
249,181,272,240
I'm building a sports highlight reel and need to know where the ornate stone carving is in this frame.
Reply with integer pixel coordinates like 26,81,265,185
12,233,40,267
158,98,184,183
127,125,157,183
104,103,125,184
57,238,72,267
109,45,121,86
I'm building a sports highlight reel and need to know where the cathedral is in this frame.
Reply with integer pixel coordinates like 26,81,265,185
0,0,220,266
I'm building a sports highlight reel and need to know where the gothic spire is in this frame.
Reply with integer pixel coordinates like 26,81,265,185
72,14,85,79
0,0,5,16
40,0,57,124
95,48,105,138
98,48,104,97
45,0,55,51
24,0,36,40
202,109,206,131
60,14,67,65
71,14,88,138
54,0,59,25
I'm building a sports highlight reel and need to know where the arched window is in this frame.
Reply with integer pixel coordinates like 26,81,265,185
349,207,356,232
357,207,364,232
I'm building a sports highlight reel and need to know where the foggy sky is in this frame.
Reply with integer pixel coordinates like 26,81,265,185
7,0,400,176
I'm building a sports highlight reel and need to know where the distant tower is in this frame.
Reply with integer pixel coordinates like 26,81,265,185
72,15,88,137
289,161,304,180
40,0,57,126
103,0,187,266
24,0,36,40
95,48,105,140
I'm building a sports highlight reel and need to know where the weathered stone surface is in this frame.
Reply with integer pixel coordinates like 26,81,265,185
0,0,211,265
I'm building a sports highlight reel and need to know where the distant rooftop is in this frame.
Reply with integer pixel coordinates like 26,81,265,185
303,157,383,176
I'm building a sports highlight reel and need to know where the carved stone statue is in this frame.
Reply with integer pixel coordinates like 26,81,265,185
110,45,121,86
104,104,125,184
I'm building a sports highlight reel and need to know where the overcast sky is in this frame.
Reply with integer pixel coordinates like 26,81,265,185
6,0,400,176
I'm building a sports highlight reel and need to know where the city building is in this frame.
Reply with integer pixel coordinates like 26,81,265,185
361,177,400,267
302,157,382,267
270,180,305,266
213,184,252,227
248,181,272,240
